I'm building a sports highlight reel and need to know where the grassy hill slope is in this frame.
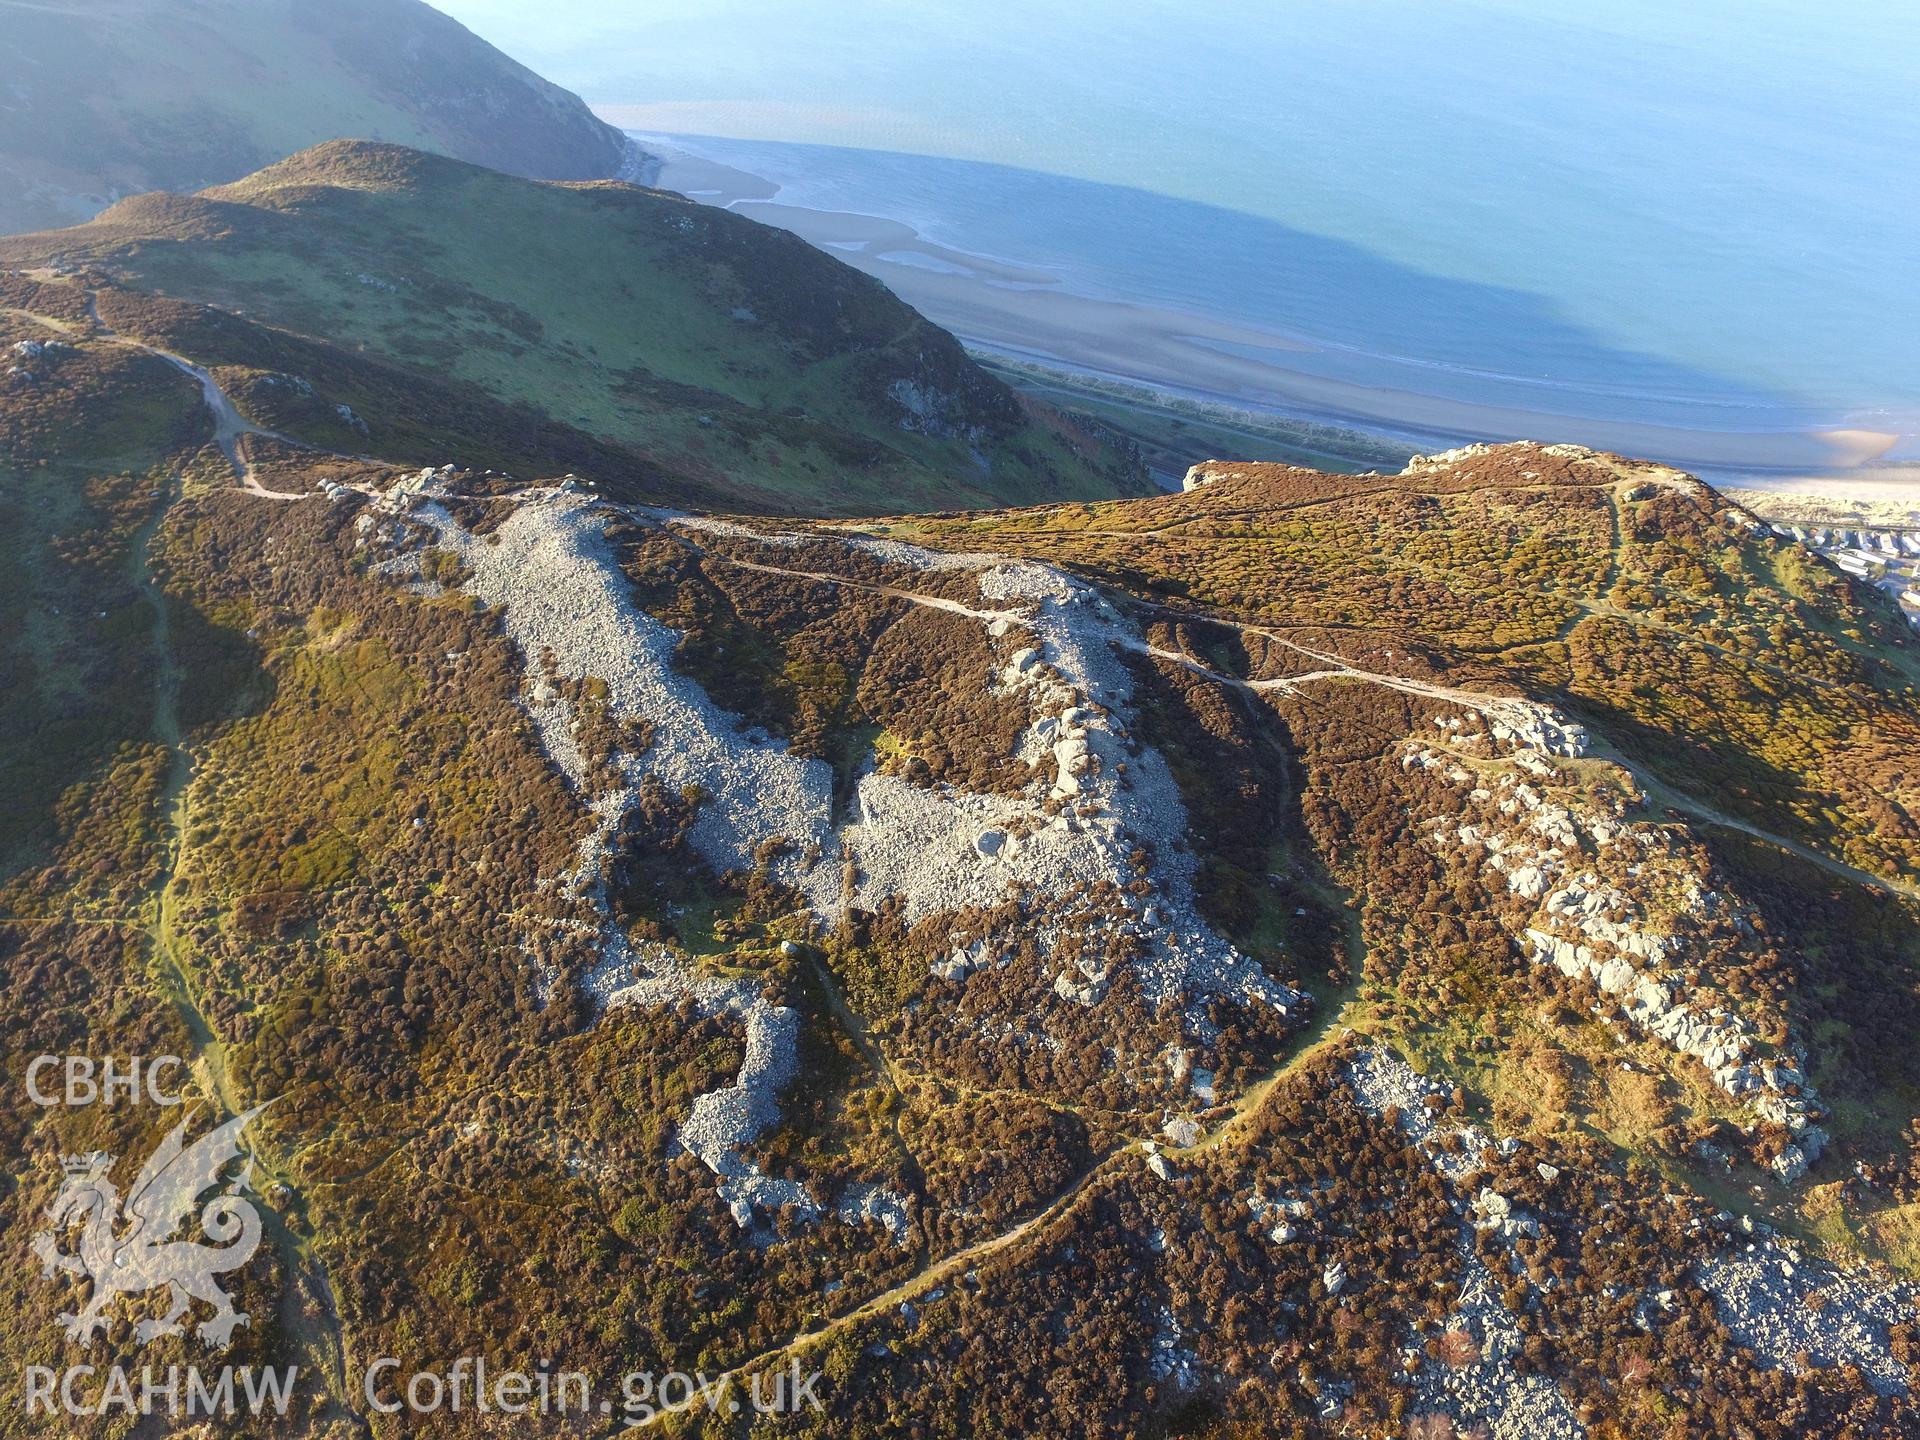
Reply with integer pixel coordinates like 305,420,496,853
2,275,1917,1430
0,0,639,236
2,143,1142,512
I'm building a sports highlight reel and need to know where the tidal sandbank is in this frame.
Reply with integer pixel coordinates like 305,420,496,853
631,134,1915,484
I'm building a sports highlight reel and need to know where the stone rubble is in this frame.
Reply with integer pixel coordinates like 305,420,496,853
386,481,897,1236
1698,1240,1914,1395
834,1182,915,1246
586,929,837,1232
1351,1045,1915,1420
414,486,840,907
1470,1187,1540,1242
836,539,1301,1019
1419,1258,1585,1440
1146,1305,1200,1389
1161,1115,1203,1149
1345,1047,1586,1439
640,515,1299,1023
374,477,1292,1244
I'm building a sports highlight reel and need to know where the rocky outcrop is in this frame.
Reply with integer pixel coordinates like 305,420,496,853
834,1183,913,1246
887,377,987,443
1347,1048,1907,1422
1400,441,1700,496
836,539,1302,1021
1410,710,1828,1180
1180,462,1265,492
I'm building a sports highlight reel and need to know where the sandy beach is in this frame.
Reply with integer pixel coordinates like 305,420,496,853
635,137,1918,485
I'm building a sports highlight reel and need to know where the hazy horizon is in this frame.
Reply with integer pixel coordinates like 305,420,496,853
433,0,1920,461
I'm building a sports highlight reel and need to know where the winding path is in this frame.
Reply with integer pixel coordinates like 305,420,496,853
12,288,1911,1415
670,520,1914,915
615,979,1366,1433
715,553,1027,626
10,290,370,1426
135,343,312,500
667,519,1545,725
10,296,333,499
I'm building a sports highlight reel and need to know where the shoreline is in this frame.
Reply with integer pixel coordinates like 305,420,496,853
630,131,1916,488
980,342,1920,496
972,352,1421,488
982,347,1920,510
963,338,1433,449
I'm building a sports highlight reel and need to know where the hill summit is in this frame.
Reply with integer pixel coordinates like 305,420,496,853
2,142,1143,513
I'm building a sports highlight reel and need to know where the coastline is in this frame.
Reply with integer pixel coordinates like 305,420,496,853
972,352,1422,489
631,132,1916,486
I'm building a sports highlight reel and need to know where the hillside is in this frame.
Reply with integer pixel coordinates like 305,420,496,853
3,267,1918,1435
0,143,1142,513
0,0,641,236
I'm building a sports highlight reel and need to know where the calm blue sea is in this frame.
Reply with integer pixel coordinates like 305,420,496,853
446,0,1920,452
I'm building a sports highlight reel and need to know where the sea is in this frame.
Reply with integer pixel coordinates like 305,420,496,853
445,0,1920,467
